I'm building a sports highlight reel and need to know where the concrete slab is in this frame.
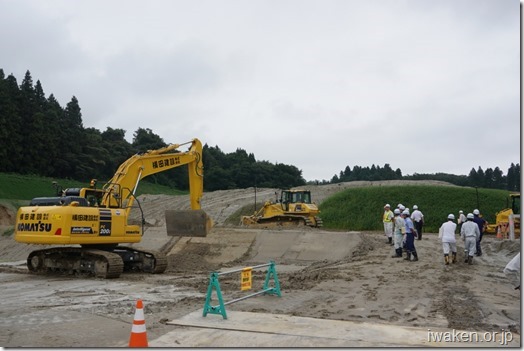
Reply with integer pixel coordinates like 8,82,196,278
151,310,520,347
249,230,361,263
163,229,362,267
168,229,257,264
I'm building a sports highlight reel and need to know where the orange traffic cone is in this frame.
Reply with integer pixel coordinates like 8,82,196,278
129,299,148,347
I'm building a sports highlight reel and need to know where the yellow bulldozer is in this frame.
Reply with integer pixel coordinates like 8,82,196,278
14,138,212,278
485,192,520,239
241,189,323,228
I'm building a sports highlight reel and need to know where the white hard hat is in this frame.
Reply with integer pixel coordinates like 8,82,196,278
399,205,405,211
448,214,455,220
397,203,403,208
402,209,410,215
413,205,418,210
385,204,390,208
467,213,474,219
394,209,400,215
473,209,480,215
459,210,463,214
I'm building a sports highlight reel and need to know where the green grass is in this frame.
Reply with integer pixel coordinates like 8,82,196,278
0,173,187,201
319,185,512,232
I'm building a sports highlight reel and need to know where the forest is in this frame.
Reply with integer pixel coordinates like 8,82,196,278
0,69,520,192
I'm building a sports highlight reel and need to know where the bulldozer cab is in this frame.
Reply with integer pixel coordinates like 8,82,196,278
280,190,312,211
510,193,520,215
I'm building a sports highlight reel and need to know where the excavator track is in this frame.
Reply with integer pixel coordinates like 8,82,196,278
25,245,168,278
26,247,124,279
114,246,168,274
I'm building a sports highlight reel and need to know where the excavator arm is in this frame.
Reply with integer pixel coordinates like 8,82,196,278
101,138,211,237
101,139,204,214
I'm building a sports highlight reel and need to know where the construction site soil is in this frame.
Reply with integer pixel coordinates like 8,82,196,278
0,180,520,347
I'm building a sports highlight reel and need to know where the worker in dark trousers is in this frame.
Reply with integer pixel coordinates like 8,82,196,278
472,209,486,256
402,209,418,262
411,205,424,240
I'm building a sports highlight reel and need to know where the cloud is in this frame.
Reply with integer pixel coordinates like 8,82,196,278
0,0,519,181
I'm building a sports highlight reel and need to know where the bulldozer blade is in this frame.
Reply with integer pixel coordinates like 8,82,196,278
165,209,212,237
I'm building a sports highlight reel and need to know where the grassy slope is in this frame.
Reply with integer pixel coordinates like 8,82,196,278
0,173,512,232
0,173,186,201
319,185,511,232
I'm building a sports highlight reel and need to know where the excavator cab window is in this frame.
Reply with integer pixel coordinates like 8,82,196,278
82,189,106,207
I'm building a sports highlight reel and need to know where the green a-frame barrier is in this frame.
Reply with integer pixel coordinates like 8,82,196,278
202,261,281,319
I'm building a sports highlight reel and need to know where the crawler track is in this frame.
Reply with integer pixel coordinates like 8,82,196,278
244,215,323,228
27,247,124,278
26,246,168,278
115,246,168,274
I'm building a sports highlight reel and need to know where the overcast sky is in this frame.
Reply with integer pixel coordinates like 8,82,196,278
1,0,520,181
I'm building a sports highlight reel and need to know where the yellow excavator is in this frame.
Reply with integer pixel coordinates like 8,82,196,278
14,138,212,278
241,189,323,228
485,192,520,238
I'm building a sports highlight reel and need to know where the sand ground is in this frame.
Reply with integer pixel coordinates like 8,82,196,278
0,181,520,347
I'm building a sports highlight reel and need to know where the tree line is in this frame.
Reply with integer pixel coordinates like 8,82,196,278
0,70,305,191
328,164,520,192
0,70,520,192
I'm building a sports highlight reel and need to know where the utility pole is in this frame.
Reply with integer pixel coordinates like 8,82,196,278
475,186,480,210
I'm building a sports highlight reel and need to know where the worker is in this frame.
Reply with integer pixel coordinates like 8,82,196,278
391,208,405,258
472,209,486,256
461,213,480,264
411,205,424,240
503,252,521,290
383,204,394,245
402,209,418,261
457,210,466,233
439,214,457,265
398,205,406,250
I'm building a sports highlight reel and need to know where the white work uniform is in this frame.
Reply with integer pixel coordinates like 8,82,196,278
439,220,457,255
504,253,521,288
461,220,480,256
393,215,406,249
411,210,424,223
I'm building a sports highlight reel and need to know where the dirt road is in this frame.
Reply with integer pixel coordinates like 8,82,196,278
0,181,520,347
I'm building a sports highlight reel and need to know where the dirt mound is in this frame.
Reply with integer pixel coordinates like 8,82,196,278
166,242,221,273
0,205,14,226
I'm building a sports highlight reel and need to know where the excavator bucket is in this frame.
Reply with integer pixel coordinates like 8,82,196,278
165,209,212,237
